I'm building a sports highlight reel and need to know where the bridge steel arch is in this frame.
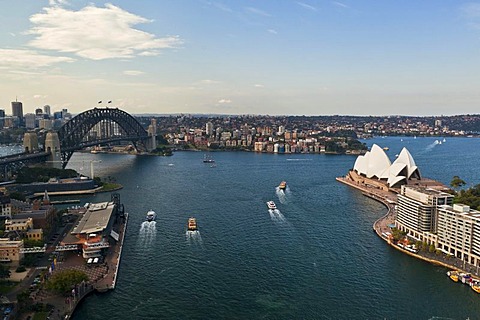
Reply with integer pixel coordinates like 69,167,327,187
57,108,149,167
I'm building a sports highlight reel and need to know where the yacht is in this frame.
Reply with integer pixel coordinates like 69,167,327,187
266,201,277,210
278,181,287,190
203,154,215,163
187,217,197,231
146,210,156,222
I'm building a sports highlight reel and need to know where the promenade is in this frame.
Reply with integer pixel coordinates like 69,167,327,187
336,175,480,279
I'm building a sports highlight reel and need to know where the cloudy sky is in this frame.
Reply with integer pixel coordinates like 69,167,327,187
1,0,480,116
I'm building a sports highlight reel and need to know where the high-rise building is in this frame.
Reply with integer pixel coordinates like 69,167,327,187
35,108,43,115
206,122,213,136
0,109,5,128
395,185,453,242
24,113,36,129
43,105,51,116
436,204,480,266
11,101,23,120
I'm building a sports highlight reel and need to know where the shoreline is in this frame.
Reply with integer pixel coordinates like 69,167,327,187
336,176,476,278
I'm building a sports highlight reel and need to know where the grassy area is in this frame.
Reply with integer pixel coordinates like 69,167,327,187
99,182,122,192
0,281,18,294
33,311,49,320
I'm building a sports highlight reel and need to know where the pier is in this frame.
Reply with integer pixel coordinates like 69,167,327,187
16,199,129,320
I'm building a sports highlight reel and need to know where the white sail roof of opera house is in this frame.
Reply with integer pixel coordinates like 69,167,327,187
353,144,421,187
353,144,391,179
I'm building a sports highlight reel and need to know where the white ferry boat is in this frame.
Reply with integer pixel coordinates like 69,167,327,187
146,210,156,222
266,201,277,210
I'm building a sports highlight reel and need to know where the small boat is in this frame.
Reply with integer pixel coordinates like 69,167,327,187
383,147,389,151
187,217,197,231
266,201,277,210
447,270,459,282
146,210,156,222
278,181,287,190
471,280,480,293
203,154,215,163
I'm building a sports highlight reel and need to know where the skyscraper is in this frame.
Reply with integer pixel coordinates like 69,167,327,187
43,105,51,116
11,101,23,119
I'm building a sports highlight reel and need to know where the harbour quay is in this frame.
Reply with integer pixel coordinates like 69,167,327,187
15,194,129,319
338,143,480,287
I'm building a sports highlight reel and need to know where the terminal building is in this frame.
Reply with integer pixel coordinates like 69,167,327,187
59,196,124,260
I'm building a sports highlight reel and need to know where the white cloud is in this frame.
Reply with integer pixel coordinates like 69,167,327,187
267,29,278,34
296,2,317,11
254,84,264,88
0,49,74,69
123,70,145,76
48,0,69,6
200,79,221,84
9,33,16,37
33,94,48,99
27,4,182,60
218,99,232,104
332,1,349,8
245,7,271,17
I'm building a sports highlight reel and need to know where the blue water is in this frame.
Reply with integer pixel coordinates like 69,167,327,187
61,137,480,319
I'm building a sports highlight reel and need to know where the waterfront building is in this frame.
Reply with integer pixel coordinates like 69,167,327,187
61,201,118,259
0,238,24,264
396,185,453,243
353,144,421,188
435,204,480,268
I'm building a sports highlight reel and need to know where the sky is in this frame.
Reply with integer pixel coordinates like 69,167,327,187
1,0,480,116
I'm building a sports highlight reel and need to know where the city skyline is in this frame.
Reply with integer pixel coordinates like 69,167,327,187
1,0,480,116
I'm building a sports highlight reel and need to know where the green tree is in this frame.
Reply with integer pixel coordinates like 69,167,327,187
450,176,466,190
46,269,88,295
0,264,11,279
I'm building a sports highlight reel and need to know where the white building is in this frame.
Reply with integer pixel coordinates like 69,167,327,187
353,144,421,188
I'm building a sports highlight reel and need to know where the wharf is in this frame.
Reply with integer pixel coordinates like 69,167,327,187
20,212,129,320
336,176,480,278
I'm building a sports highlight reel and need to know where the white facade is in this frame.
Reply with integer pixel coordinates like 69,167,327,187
353,144,421,187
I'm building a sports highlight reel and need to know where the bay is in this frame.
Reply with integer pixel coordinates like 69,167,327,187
57,136,480,319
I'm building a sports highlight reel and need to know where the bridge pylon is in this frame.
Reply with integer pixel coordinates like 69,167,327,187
147,118,157,151
45,132,62,168
23,132,39,153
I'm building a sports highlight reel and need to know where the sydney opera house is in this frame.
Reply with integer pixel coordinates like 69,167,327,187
346,144,443,192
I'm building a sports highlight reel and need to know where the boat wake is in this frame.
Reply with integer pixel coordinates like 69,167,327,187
275,186,291,204
268,209,286,222
186,230,203,246
139,221,156,246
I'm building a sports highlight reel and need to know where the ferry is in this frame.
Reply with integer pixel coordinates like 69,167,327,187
187,217,197,231
266,201,277,210
145,210,156,222
278,181,287,190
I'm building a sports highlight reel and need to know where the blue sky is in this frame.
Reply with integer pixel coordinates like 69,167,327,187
0,0,480,116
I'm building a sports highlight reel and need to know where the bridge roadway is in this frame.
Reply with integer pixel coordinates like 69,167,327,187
0,151,50,165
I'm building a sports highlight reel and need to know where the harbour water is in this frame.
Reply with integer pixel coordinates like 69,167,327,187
44,137,480,318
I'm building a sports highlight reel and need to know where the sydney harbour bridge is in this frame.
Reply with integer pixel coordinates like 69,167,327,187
0,107,158,178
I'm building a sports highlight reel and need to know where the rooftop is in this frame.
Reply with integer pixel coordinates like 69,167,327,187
72,202,114,235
